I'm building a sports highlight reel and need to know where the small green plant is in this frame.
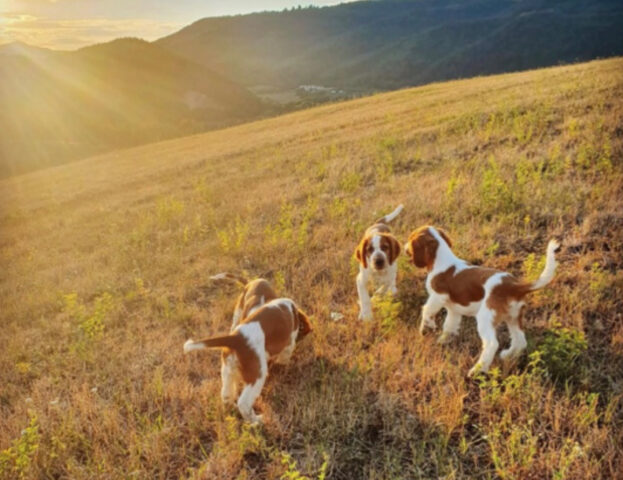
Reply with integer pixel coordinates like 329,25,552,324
588,262,609,299
193,176,213,203
63,292,115,340
537,325,587,381
522,252,546,282
488,417,539,479
371,292,402,335
266,202,295,245
328,197,348,220
485,240,500,257
217,216,250,253
280,451,329,480
0,413,39,479
479,156,515,216
339,171,362,193
445,170,465,199
156,196,184,225
375,140,395,181
567,118,579,138
265,199,316,251
274,271,286,293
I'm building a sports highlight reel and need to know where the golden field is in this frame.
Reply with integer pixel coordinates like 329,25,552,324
1,57,622,479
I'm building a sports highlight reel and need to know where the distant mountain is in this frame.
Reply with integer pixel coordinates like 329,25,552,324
157,0,623,91
0,41,56,59
0,39,263,176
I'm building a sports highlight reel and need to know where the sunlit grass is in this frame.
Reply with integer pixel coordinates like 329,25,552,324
0,57,622,479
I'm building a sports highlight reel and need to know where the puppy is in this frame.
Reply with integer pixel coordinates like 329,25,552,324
210,273,277,330
405,226,560,376
354,204,404,321
184,298,311,423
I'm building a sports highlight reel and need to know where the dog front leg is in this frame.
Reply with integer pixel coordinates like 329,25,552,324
220,353,239,405
237,356,268,424
357,269,373,321
420,295,444,334
438,309,462,344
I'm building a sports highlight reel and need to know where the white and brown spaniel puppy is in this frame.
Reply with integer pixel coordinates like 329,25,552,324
210,273,278,330
355,204,404,321
184,298,311,423
405,226,560,376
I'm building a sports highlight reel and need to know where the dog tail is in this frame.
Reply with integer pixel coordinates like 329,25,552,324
183,334,241,353
210,272,249,287
375,204,404,224
529,239,561,291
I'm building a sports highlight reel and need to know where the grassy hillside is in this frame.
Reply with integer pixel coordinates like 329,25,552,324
0,39,263,177
158,0,623,91
1,58,622,479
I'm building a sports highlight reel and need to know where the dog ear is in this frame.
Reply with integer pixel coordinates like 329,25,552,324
387,235,402,265
412,234,428,269
408,229,437,270
296,308,312,339
355,237,370,269
437,228,452,248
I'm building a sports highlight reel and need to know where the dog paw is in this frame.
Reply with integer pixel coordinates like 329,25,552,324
249,413,263,425
499,348,513,360
500,348,524,362
467,363,484,378
359,310,373,322
437,331,456,345
419,319,436,334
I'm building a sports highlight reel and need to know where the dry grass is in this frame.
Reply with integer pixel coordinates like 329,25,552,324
1,57,622,479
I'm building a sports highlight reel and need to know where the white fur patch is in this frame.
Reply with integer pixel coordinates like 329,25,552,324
183,339,204,353
235,322,268,423
238,322,267,370
210,273,229,280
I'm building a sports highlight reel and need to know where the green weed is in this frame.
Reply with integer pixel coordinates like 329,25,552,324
217,216,250,253
371,292,402,335
280,451,329,480
537,325,587,382
63,292,115,340
0,413,39,480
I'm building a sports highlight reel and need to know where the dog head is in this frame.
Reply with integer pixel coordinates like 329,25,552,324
355,233,401,271
404,226,452,270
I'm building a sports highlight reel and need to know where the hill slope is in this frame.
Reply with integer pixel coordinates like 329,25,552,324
1,58,622,479
158,0,623,91
0,39,263,177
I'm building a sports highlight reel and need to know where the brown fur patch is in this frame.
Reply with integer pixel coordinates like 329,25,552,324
379,234,401,265
222,341,261,384
200,334,262,384
238,279,278,319
431,266,499,306
406,227,439,271
486,276,532,316
355,236,371,268
437,228,453,248
251,302,297,356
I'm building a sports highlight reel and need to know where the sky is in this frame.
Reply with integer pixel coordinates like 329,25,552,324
0,1,355,50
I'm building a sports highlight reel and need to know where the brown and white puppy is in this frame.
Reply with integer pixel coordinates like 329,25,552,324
184,298,311,423
210,273,278,330
405,226,560,376
354,204,403,321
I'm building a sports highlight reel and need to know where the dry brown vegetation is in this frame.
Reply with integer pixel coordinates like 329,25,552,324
1,58,622,479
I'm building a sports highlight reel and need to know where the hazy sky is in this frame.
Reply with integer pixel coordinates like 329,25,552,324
1,1,356,50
